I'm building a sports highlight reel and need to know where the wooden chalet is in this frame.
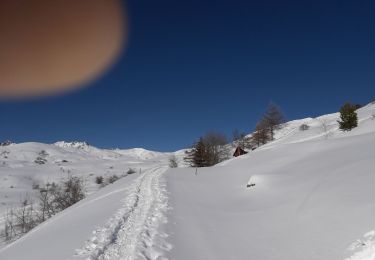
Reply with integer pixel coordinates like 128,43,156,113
233,147,248,157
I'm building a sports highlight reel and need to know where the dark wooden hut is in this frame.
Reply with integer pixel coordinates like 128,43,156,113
233,147,248,157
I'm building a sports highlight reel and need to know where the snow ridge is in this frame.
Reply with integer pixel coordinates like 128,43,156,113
76,167,171,260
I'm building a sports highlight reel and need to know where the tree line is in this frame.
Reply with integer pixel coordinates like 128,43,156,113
184,102,285,168
183,100,361,168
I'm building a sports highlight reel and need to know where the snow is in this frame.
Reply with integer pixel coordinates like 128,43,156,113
0,102,374,259
0,167,171,260
164,103,375,260
76,166,170,260
346,231,375,260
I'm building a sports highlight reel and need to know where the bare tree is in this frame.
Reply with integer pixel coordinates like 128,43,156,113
263,102,286,140
53,176,85,211
233,129,252,149
3,209,17,241
232,129,241,144
319,119,331,139
3,195,38,241
37,186,55,222
15,198,36,234
251,118,271,147
203,131,230,166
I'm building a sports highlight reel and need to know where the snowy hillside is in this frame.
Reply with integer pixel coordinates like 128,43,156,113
0,141,185,250
165,102,375,260
0,103,374,260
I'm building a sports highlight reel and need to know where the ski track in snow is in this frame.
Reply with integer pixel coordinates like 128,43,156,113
75,167,171,260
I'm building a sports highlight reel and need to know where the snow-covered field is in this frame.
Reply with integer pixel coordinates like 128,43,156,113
0,102,374,259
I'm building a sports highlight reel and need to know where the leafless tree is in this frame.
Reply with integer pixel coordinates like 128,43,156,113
319,119,331,139
37,184,58,222
232,129,242,145
2,195,38,241
233,130,253,149
251,118,271,147
3,209,17,241
15,198,37,234
203,131,230,165
263,102,286,140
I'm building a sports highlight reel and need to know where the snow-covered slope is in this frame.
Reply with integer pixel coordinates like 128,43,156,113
0,103,374,260
0,141,175,213
164,103,375,260
0,141,185,252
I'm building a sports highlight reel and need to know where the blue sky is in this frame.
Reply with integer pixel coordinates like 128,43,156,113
0,0,374,151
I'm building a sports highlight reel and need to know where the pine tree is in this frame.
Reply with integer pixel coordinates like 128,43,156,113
184,132,229,167
184,138,209,167
338,102,358,131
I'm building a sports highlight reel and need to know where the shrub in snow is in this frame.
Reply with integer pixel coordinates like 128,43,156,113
34,157,47,165
169,155,178,168
95,176,104,185
39,150,48,157
127,168,136,175
108,175,119,184
1,150,9,159
299,124,310,131
52,176,85,211
32,182,40,190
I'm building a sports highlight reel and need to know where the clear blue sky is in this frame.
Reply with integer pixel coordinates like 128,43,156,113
0,0,374,151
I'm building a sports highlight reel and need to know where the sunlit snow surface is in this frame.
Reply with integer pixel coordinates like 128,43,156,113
164,103,375,260
346,231,375,260
0,103,374,260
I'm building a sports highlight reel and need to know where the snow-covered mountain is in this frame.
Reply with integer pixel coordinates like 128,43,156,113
0,141,184,244
0,102,374,260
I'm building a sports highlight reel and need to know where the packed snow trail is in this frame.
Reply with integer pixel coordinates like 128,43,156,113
76,166,171,260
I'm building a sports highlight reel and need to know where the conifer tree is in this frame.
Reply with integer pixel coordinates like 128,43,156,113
338,102,358,131
184,138,209,167
184,132,229,167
